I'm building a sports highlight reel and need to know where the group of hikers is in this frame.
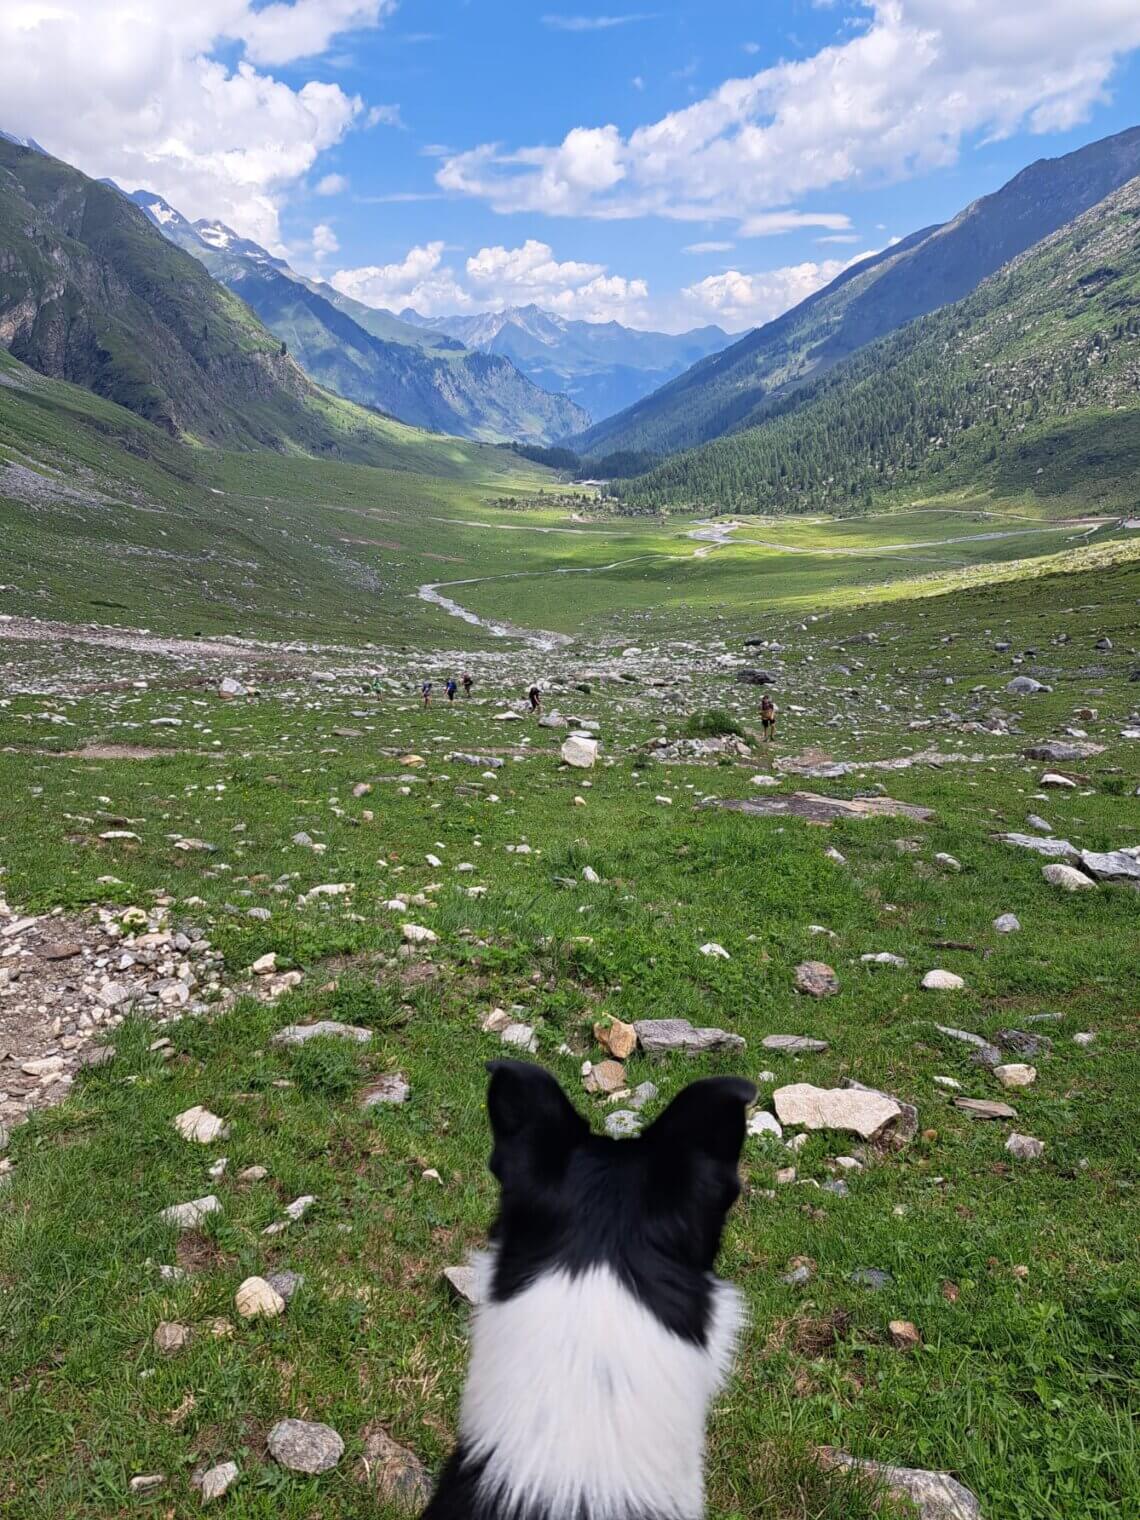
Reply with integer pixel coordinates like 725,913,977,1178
417,674,776,740
419,674,543,713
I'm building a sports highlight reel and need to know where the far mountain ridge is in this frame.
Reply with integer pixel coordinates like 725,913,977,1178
574,123,1140,460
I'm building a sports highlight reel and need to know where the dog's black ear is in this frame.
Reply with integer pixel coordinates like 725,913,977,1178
642,1076,756,1264
485,1060,589,1186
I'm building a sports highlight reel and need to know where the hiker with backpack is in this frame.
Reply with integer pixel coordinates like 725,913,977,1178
760,694,778,742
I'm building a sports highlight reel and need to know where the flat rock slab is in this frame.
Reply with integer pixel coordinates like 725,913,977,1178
267,1419,344,1475
817,1449,983,1520
713,793,933,825
1023,740,1104,761
954,1098,1017,1120
795,961,840,998
1079,848,1140,885
634,1018,745,1056
270,1020,372,1047
999,833,1080,862
762,1034,829,1054
774,1083,903,1141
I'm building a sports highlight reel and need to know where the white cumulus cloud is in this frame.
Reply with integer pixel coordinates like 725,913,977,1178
682,254,876,328
437,0,1140,225
0,1,397,248
331,238,651,323
316,173,350,196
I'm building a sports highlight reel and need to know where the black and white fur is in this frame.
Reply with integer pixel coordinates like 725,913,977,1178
422,1060,756,1520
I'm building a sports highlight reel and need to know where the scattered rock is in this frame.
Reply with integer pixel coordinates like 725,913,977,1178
773,1084,904,1141
159,1195,221,1230
267,1419,344,1475
794,961,840,998
1042,863,1095,892
196,1461,239,1503
922,970,964,991
129,1474,165,1495
360,1073,411,1107
849,1268,894,1291
1006,676,1050,694
401,923,438,945
761,1034,829,1054
954,1098,1017,1120
235,1276,287,1319
714,793,933,824
889,1320,922,1352
357,1426,432,1506
1006,1132,1045,1160
270,1020,371,1047
993,1064,1036,1089
443,1264,483,1306
583,1059,626,1095
1079,848,1140,886
628,1081,658,1111
993,913,1021,933
561,736,599,768
594,1017,637,1060
1023,740,1104,761
153,1321,190,1354
861,952,907,968
747,1110,784,1140
1040,772,1076,789
604,1110,642,1139
634,1018,745,1056
999,833,1081,861
173,1106,229,1145
266,1270,304,1303
699,942,731,959
817,1448,983,1520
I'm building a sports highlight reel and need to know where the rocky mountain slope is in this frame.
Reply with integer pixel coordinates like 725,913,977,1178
403,303,731,424
617,177,1140,514
130,195,587,445
578,126,1140,461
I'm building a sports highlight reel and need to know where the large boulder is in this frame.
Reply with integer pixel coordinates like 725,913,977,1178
735,668,775,685
1079,848,1140,886
560,735,599,769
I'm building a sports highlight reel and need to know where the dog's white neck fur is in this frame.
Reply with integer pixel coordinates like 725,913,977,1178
459,1253,743,1520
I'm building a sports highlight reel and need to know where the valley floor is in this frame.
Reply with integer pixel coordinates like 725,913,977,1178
0,547,1137,1519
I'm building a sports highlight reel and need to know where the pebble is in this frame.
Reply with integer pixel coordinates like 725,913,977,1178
954,1098,1017,1120
583,1059,626,1095
861,953,907,968
761,1034,829,1053
267,1419,345,1475
238,1164,268,1181
159,1195,221,1230
993,913,1021,933
153,1321,191,1354
443,1264,483,1305
699,942,730,959
747,1111,784,1141
270,1020,371,1047
129,1474,165,1495
594,1017,637,1060
1073,1031,1096,1047
604,1110,642,1139
627,1081,658,1111
402,923,438,945
359,1073,411,1106
358,1427,432,1505
849,1267,893,1291
889,1320,922,1351
196,1461,239,1503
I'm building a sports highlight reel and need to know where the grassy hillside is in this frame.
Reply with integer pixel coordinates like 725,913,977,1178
2,141,558,462
616,179,1140,515
577,126,1140,460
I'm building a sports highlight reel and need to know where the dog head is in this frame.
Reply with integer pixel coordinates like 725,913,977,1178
484,1060,755,1342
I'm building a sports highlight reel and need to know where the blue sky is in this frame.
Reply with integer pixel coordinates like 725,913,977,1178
4,2,1140,331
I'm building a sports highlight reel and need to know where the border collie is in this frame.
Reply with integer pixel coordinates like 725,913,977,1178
422,1059,756,1520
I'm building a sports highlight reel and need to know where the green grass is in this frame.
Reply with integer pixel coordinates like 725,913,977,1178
1,557,1137,1519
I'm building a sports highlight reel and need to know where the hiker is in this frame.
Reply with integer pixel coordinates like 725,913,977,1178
445,677,458,702
760,694,778,742
462,672,474,697
528,684,542,714
421,680,432,707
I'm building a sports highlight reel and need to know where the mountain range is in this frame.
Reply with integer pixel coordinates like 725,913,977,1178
617,174,1140,514
575,125,1140,464
400,304,732,425
126,194,588,445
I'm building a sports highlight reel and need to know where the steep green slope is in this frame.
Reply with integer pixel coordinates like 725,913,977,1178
578,126,1140,460
127,194,587,445
617,179,1140,514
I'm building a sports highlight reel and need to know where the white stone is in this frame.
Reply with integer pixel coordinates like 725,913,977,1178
1042,863,1095,891
159,1195,221,1230
1040,772,1076,789
560,736,599,769
994,1063,1036,1089
773,1083,903,1140
401,923,438,945
993,913,1021,933
747,1111,783,1141
251,952,277,975
235,1276,286,1319
173,1106,229,1145
197,1461,239,1502
922,970,964,991
699,942,731,959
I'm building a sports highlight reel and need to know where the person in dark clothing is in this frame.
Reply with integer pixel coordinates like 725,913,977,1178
528,684,542,714
422,681,432,707
760,694,778,742
446,678,458,702
462,673,474,697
